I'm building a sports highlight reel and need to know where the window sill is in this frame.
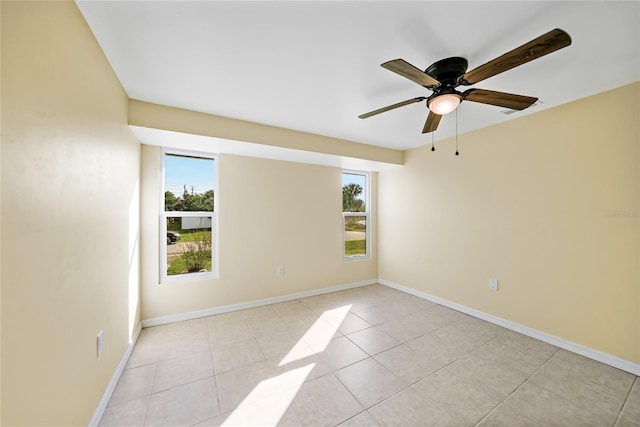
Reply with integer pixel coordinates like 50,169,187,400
343,255,370,262
161,271,218,284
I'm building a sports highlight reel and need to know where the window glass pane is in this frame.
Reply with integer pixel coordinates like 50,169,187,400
344,215,366,256
166,216,213,276
342,173,366,213
165,154,215,212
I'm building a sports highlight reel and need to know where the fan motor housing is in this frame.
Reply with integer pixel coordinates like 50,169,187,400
425,57,468,87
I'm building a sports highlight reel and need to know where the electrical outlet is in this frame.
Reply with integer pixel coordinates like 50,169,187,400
97,330,104,357
276,265,285,276
489,278,498,292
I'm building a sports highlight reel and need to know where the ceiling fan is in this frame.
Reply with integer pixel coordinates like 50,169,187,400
359,28,572,133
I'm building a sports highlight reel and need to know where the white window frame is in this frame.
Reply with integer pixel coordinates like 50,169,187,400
160,148,219,283
342,170,370,262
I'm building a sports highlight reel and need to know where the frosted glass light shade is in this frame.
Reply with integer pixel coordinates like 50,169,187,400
428,93,462,115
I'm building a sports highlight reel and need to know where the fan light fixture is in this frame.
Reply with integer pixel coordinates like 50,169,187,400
428,93,462,115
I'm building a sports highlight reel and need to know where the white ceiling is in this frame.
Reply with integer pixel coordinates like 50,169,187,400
77,1,639,151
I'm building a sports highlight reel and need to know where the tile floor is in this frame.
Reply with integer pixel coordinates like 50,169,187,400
100,284,640,426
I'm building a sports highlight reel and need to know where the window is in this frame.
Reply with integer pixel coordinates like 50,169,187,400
161,150,217,282
342,171,369,260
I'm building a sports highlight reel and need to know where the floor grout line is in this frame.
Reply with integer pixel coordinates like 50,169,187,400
613,375,637,427
472,345,560,427
206,316,223,422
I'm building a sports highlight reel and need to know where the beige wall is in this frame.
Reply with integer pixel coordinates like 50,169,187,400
129,100,403,166
1,2,141,425
379,82,640,363
141,147,377,320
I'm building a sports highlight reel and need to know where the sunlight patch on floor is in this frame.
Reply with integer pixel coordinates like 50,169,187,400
221,304,352,426
279,304,351,366
221,364,315,426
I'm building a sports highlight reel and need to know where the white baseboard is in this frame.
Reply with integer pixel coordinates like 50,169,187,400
141,279,378,328
139,276,639,376
379,279,640,376
88,323,143,427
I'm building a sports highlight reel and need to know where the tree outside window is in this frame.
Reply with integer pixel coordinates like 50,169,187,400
162,151,217,281
343,171,369,259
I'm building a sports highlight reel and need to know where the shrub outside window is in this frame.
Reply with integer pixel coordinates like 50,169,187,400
343,171,369,260
161,150,217,282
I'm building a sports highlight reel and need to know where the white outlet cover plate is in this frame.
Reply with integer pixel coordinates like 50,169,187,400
489,279,498,291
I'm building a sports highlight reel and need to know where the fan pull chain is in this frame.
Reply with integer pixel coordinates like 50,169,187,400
455,108,460,156
455,109,459,156
431,132,435,151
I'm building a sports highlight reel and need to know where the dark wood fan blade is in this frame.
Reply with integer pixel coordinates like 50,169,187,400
459,28,572,85
422,111,442,133
359,97,427,119
463,89,538,110
381,59,441,88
